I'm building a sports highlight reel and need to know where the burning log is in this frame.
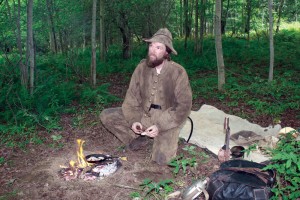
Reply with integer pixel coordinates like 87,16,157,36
59,161,85,181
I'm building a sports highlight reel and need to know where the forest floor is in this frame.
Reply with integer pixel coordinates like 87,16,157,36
0,73,299,200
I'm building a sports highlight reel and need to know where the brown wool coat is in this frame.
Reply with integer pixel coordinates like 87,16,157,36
122,59,192,132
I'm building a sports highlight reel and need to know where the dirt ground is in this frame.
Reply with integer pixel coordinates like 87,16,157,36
0,112,220,200
1,74,299,200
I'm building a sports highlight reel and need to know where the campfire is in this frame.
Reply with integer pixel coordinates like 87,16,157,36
59,139,124,181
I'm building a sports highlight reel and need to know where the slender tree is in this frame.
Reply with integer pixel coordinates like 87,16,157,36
245,0,252,40
215,0,225,90
99,0,105,61
199,0,206,54
276,0,285,33
119,11,131,59
268,0,274,81
27,0,35,94
221,0,230,34
91,0,97,86
180,0,184,37
6,0,27,86
46,0,57,53
184,0,190,49
16,0,27,86
194,0,200,53
209,0,215,34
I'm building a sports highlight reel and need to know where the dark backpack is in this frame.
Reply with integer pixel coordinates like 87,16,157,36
206,160,276,200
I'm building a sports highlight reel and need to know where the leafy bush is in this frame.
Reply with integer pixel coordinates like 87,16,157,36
0,53,120,149
265,132,300,200
139,178,174,198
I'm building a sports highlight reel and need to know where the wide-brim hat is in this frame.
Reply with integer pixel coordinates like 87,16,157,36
143,28,177,55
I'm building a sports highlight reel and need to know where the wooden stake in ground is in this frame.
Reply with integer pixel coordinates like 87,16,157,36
218,117,231,162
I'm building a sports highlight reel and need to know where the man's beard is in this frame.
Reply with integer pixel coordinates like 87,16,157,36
146,55,165,68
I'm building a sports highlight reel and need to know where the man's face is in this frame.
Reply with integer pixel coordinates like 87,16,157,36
146,42,167,67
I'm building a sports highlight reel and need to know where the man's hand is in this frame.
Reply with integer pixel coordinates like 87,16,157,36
141,125,159,138
131,122,144,134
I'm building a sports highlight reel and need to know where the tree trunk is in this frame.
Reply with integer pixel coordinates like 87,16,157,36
5,0,16,36
8,0,27,86
16,0,27,86
184,0,189,49
245,0,252,40
268,0,274,82
194,0,200,53
199,0,206,54
99,0,105,61
27,0,35,94
180,0,183,37
275,0,284,33
5,0,17,52
221,0,230,34
82,27,86,50
209,0,214,34
119,12,131,60
58,30,64,53
232,0,237,35
215,0,225,90
46,0,57,53
91,0,97,86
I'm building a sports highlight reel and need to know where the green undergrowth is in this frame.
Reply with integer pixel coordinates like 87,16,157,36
189,30,300,119
0,53,120,150
265,132,300,200
0,29,299,151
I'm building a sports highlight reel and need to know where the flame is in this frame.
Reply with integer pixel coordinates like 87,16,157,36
69,160,76,168
59,139,91,170
76,139,89,168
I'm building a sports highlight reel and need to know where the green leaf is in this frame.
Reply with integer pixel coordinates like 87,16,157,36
286,159,292,168
51,134,62,141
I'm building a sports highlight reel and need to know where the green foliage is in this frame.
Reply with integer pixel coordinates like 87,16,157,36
264,132,300,200
168,145,210,176
0,157,5,165
0,190,18,200
189,32,300,118
242,144,258,157
274,32,300,69
129,191,141,198
182,145,209,162
80,83,120,106
0,52,120,150
139,178,174,198
168,153,197,175
182,145,198,156
49,134,64,149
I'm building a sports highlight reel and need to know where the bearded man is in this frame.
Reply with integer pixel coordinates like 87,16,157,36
100,28,192,165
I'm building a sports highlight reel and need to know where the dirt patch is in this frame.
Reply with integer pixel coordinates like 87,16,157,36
0,113,219,200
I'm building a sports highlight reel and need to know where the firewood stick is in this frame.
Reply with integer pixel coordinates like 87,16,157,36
112,183,143,191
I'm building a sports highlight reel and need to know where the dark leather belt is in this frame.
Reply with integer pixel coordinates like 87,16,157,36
149,104,162,111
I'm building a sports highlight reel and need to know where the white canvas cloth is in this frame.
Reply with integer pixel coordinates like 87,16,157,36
180,105,282,163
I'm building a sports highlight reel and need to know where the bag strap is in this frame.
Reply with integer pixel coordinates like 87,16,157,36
223,167,271,185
